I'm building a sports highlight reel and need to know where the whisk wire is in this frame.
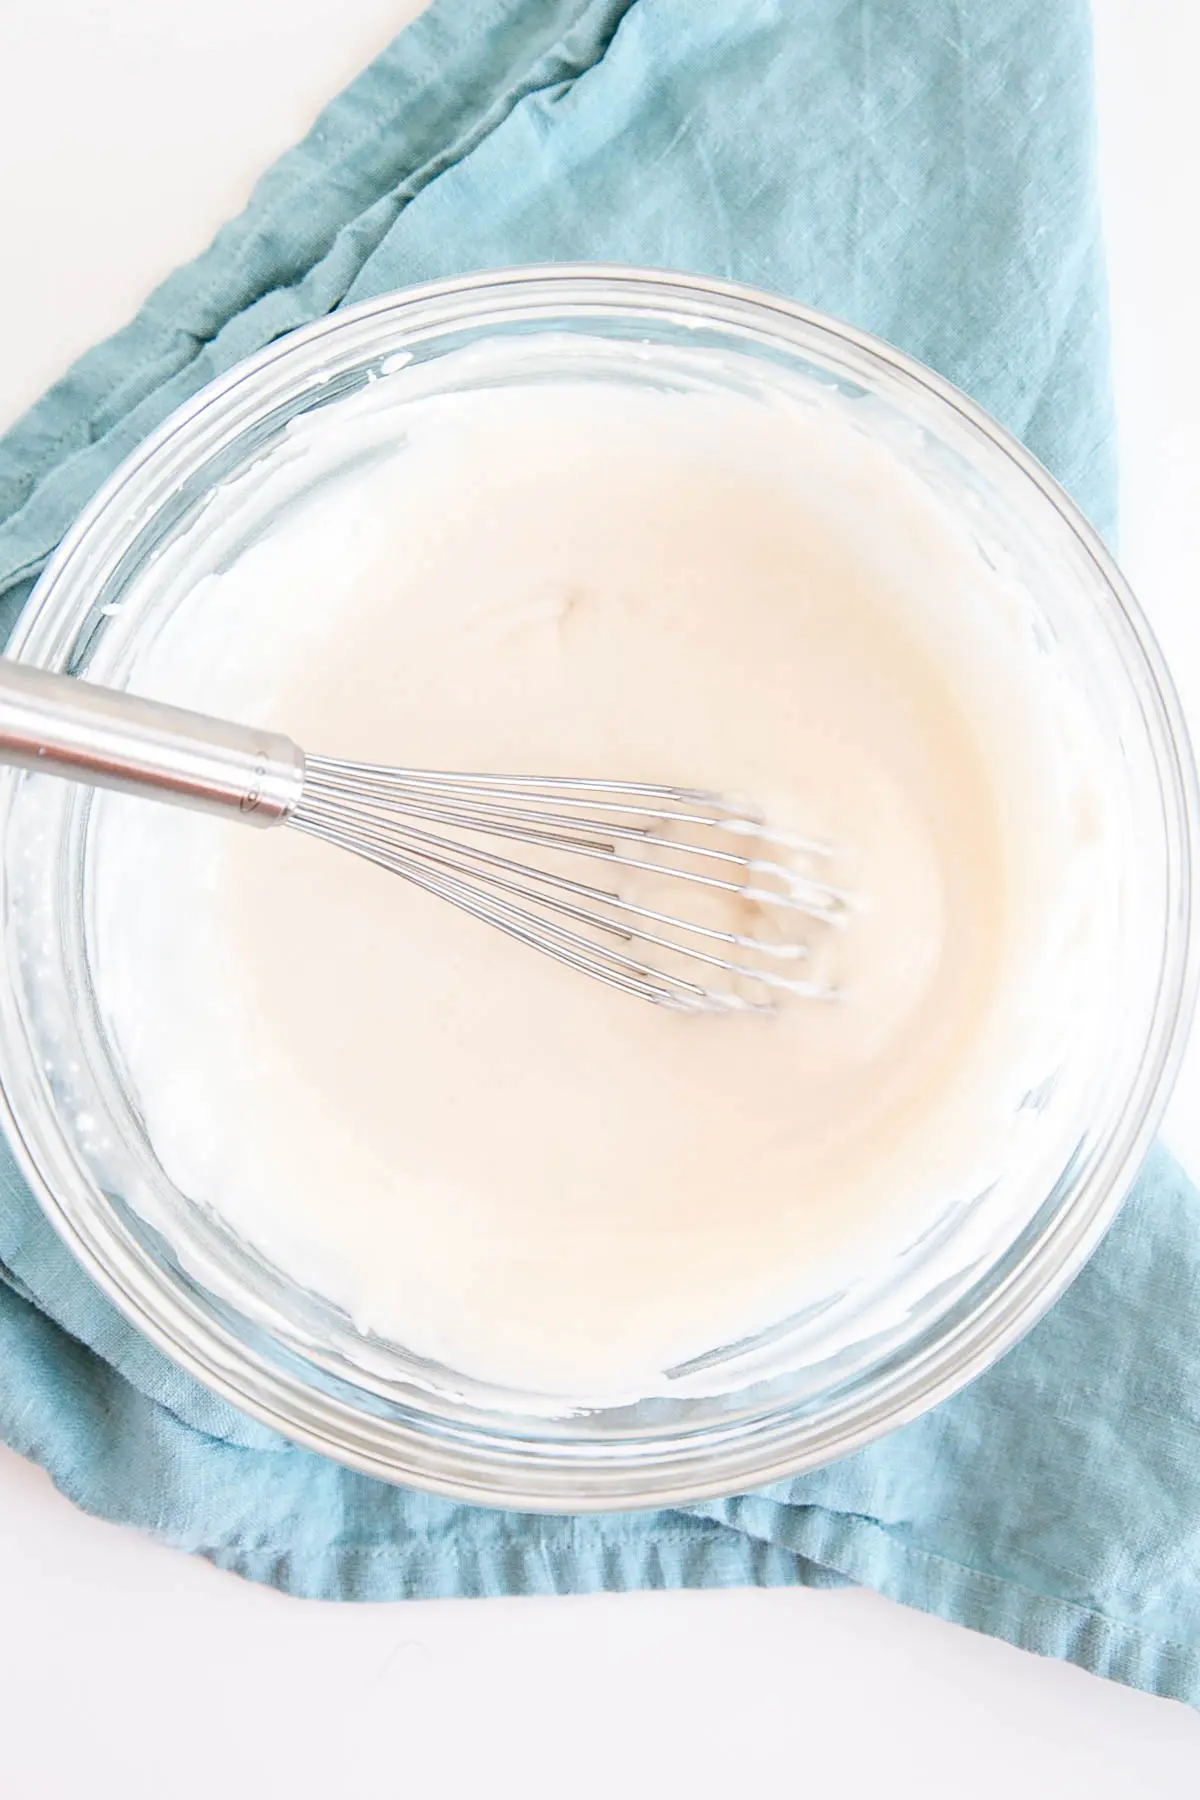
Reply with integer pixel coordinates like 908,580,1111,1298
295,805,822,1001
297,797,812,957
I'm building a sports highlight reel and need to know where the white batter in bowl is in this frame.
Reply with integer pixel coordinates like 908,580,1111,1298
0,269,1192,1503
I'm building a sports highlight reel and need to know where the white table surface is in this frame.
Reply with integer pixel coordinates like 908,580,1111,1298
2,3,1200,1792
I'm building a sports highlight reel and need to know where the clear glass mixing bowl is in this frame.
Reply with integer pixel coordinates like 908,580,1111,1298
0,267,1194,1508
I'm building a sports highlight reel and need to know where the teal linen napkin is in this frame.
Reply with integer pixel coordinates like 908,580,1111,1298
3,0,1198,1707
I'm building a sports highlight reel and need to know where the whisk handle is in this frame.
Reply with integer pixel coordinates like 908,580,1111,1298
0,659,305,825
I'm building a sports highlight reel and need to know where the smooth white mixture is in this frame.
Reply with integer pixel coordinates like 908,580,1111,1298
91,371,1089,1397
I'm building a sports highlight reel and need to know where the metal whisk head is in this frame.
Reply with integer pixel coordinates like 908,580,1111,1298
290,758,845,1013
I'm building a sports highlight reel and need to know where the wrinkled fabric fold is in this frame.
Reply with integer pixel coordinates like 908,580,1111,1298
6,0,1200,1710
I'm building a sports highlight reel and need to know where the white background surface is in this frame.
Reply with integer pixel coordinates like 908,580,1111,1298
1,2,1199,1792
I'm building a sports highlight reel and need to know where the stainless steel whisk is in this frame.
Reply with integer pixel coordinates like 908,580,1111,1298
0,660,844,1013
